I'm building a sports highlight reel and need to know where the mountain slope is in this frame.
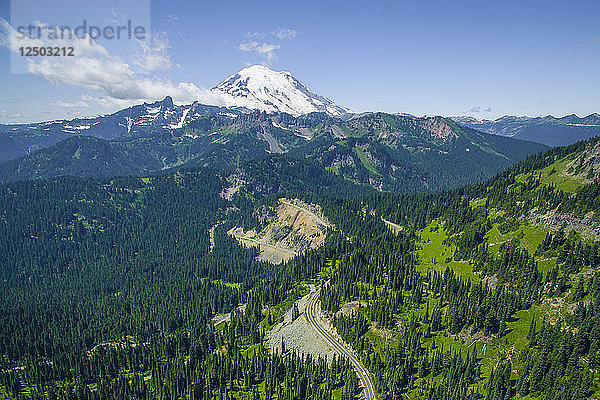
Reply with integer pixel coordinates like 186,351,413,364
316,136,600,399
286,113,548,192
0,136,166,182
0,97,242,156
0,63,345,163
453,113,600,147
0,66,547,189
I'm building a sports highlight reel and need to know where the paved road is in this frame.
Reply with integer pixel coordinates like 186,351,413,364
230,228,298,256
306,288,376,400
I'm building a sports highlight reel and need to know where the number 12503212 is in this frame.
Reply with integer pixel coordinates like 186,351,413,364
19,47,74,56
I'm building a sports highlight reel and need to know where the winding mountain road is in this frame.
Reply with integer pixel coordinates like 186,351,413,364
306,288,376,400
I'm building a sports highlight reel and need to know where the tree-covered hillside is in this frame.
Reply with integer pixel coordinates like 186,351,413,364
0,136,598,400
0,167,366,399
318,137,600,399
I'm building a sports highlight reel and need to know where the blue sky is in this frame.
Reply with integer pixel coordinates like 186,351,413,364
0,0,599,123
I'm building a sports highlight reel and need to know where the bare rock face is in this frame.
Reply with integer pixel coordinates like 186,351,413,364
565,141,600,182
422,117,460,141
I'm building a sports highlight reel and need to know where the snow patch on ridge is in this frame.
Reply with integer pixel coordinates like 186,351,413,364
170,108,191,129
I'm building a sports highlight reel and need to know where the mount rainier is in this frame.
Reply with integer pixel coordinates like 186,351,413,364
211,65,349,116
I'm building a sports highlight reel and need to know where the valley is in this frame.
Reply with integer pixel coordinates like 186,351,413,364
453,114,600,147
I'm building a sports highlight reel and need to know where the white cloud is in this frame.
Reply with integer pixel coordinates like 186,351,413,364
0,20,108,56
271,28,297,40
579,35,600,45
243,31,264,40
238,41,281,64
467,106,492,113
80,95,141,109
0,109,23,119
135,32,173,72
0,19,228,108
52,100,90,107
237,28,296,65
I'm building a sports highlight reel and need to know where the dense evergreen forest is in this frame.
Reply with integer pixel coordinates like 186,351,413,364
1,137,600,399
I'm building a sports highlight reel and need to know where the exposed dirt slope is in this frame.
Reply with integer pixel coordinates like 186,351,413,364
229,198,331,263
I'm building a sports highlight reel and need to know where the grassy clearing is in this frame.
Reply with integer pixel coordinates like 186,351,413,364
515,154,586,193
320,260,338,281
211,279,243,289
354,147,380,176
326,165,340,175
364,330,402,355
486,222,547,255
486,221,556,273
214,321,227,332
0,385,15,400
332,387,342,400
536,257,558,274
240,343,264,358
470,198,487,208
417,221,480,284
381,218,567,397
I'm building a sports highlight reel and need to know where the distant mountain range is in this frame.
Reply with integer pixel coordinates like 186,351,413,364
0,65,548,191
452,114,600,147
0,98,242,163
0,108,547,192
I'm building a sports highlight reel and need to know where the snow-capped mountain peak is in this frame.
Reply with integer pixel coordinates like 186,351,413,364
212,65,348,116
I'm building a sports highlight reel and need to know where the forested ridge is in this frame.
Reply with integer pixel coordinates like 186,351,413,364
1,137,599,399
318,137,600,399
